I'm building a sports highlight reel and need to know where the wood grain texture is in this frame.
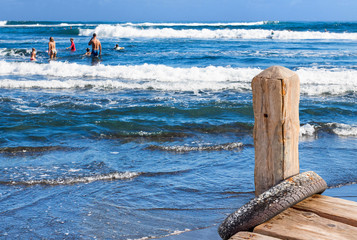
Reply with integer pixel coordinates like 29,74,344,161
293,194,357,227
229,231,279,240
254,208,357,240
252,66,300,196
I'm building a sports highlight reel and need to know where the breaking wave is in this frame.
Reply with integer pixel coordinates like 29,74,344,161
0,61,356,96
0,21,272,29
300,123,357,137
123,21,274,27
79,25,357,40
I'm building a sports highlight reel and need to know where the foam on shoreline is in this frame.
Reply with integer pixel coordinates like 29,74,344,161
0,61,356,95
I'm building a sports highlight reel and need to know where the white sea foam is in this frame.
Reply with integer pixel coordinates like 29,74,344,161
0,61,259,92
299,123,357,137
148,142,244,152
124,21,273,27
9,171,141,186
79,25,357,40
0,21,271,29
297,67,357,95
58,23,96,27
300,124,317,137
327,123,357,136
0,61,356,95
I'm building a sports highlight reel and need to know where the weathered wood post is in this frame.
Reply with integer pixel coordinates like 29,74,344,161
252,66,300,196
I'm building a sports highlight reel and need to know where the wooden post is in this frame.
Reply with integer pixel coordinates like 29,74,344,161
252,66,300,196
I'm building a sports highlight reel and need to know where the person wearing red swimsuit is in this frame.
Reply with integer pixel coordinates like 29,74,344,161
66,38,76,51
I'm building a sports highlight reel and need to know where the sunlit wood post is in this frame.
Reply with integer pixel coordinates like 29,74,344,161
252,66,300,196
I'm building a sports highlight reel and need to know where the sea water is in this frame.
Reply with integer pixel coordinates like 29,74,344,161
0,21,356,239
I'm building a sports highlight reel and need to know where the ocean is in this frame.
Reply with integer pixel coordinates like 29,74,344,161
0,20,356,239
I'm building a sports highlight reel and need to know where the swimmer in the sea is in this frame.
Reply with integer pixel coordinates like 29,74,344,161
48,37,57,59
114,44,120,50
88,33,102,57
84,48,91,56
66,38,76,51
30,48,36,61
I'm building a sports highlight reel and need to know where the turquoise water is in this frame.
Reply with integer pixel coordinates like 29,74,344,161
0,21,356,239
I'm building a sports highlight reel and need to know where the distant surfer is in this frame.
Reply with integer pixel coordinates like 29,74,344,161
30,48,37,61
88,33,102,57
66,38,76,51
48,37,57,59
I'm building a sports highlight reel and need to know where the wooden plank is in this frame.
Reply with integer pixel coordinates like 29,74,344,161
229,231,280,240
293,194,357,227
252,66,300,196
254,208,357,240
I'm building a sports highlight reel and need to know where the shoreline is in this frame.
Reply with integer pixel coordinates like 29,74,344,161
159,183,357,240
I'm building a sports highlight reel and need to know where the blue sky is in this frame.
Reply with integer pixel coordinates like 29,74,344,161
2,0,356,22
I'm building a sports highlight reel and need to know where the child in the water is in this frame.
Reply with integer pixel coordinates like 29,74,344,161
84,48,91,56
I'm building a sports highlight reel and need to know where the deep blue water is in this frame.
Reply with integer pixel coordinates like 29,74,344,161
0,21,356,239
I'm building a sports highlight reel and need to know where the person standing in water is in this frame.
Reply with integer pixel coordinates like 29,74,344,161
84,48,91,56
66,38,76,51
88,33,101,57
48,37,57,59
30,48,36,61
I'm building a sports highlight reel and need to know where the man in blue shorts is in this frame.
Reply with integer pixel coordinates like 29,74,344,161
88,33,102,57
